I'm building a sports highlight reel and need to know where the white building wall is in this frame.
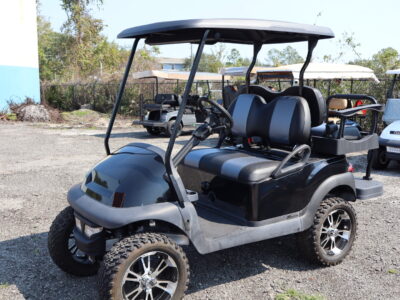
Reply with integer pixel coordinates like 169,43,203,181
0,0,40,109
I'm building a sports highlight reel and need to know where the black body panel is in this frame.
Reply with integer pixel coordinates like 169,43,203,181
81,144,172,208
178,155,348,222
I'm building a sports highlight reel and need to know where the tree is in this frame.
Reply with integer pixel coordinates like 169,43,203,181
226,48,252,67
184,45,226,73
266,46,304,66
336,32,362,62
352,47,400,76
60,0,107,79
37,15,70,81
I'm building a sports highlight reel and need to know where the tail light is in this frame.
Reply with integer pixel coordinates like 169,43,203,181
355,100,367,116
348,163,354,172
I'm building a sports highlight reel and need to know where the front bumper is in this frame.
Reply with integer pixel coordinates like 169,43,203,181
73,212,105,256
67,184,185,230
132,120,168,128
386,151,400,161
73,227,105,256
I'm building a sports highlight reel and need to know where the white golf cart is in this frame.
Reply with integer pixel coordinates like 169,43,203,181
132,70,227,136
372,69,400,169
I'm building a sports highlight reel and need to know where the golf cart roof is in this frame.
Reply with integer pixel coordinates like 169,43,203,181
257,63,379,82
118,19,334,45
131,70,228,81
220,66,267,76
386,69,400,75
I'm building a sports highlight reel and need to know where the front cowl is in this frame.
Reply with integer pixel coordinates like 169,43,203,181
80,143,172,208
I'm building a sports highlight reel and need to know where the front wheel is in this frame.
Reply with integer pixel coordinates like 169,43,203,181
146,127,161,136
98,233,189,300
48,206,99,276
372,148,389,169
166,120,182,137
297,197,357,266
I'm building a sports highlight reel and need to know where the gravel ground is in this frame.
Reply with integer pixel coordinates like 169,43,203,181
0,122,399,300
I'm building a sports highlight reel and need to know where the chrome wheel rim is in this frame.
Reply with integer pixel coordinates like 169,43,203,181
68,233,92,264
320,209,352,256
122,251,179,300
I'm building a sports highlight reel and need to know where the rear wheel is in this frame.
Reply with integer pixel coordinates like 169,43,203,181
297,197,357,266
146,127,161,136
372,147,389,169
48,206,99,276
98,233,189,300
166,120,182,137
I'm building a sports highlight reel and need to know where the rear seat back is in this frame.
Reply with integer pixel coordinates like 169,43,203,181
154,94,180,106
238,85,326,127
229,94,311,147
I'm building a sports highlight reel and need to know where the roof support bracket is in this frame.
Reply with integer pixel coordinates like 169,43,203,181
299,38,318,96
246,43,262,93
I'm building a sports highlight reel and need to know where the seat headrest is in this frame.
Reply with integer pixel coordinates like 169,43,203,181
283,86,326,127
238,85,279,103
229,94,311,147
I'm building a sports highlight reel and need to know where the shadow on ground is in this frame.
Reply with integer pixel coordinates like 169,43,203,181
0,233,317,299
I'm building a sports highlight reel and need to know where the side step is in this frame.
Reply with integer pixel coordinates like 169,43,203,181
355,178,383,200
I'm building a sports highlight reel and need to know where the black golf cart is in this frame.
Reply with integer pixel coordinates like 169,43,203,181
132,70,226,136
48,19,384,300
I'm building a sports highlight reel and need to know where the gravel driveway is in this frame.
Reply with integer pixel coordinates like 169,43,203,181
0,123,399,300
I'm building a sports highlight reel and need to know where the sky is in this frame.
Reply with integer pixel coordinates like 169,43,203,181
39,0,400,64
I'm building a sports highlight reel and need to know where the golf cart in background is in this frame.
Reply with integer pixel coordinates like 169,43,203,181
257,63,381,140
257,62,379,91
372,69,400,169
48,19,384,300
220,66,268,108
132,70,228,136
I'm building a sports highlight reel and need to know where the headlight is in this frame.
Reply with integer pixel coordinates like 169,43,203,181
84,225,103,238
75,217,82,232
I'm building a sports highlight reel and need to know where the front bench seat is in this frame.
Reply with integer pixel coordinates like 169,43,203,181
184,148,280,183
183,94,311,183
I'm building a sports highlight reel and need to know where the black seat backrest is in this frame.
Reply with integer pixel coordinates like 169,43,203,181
223,85,238,108
237,85,325,127
229,94,311,147
186,95,199,106
282,86,326,127
154,94,179,106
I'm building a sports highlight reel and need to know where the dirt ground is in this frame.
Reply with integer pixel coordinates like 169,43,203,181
0,122,399,300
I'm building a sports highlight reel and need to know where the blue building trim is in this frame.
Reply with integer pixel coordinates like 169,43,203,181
0,65,40,109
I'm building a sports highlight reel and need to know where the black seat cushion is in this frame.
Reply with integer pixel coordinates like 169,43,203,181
311,123,362,140
228,94,311,147
183,148,280,183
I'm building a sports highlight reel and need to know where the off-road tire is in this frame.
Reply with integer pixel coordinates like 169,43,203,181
297,197,357,266
146,127,161,136
48,206,99,276
372,147,389,170
98,233,189,300
166,120,182,137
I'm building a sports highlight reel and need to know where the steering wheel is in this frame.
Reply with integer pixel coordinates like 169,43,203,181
198,97,233,131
